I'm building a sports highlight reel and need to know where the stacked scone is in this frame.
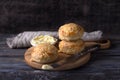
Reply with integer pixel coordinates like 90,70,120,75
30,23,85,64
58,23,85,55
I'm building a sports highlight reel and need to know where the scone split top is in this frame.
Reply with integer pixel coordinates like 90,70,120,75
31,43,58,64
58,23,84,41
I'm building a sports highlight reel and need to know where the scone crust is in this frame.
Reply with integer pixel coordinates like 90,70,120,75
59,40,85,55
58,23,84,41
31,43,58,63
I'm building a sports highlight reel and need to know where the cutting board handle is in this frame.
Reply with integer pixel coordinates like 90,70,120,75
85,40,111,49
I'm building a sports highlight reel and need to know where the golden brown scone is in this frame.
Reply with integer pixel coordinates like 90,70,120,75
58,23,84,41
31,43,58,64
59,40,85,55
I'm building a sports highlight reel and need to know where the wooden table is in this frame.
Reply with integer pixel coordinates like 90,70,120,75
0,34,120,80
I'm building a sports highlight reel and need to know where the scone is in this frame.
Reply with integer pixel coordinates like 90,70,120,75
59,40,85,55
31,43,58,64
58,23,84,41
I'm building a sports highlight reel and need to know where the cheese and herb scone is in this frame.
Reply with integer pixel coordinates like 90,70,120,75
58,23,84,41
31,43,58,64
30,23,85,63
30,35,58,46
59,40,85,55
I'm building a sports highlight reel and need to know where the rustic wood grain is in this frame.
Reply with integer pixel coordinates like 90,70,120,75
0,34,120,80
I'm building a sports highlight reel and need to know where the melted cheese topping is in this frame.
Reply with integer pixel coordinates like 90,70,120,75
30,35,57,46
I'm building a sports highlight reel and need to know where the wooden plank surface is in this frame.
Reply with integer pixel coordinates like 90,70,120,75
0,34,120,80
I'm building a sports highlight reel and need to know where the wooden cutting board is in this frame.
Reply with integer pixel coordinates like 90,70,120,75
24,47,91,70
24,40,110,70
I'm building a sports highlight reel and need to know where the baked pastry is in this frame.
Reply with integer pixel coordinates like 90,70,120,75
59,40,85,55
58,23,84,41
31,43,58,64
30,35,58,46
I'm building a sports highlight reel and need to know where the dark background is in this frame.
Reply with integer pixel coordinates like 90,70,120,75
0,0,120,35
